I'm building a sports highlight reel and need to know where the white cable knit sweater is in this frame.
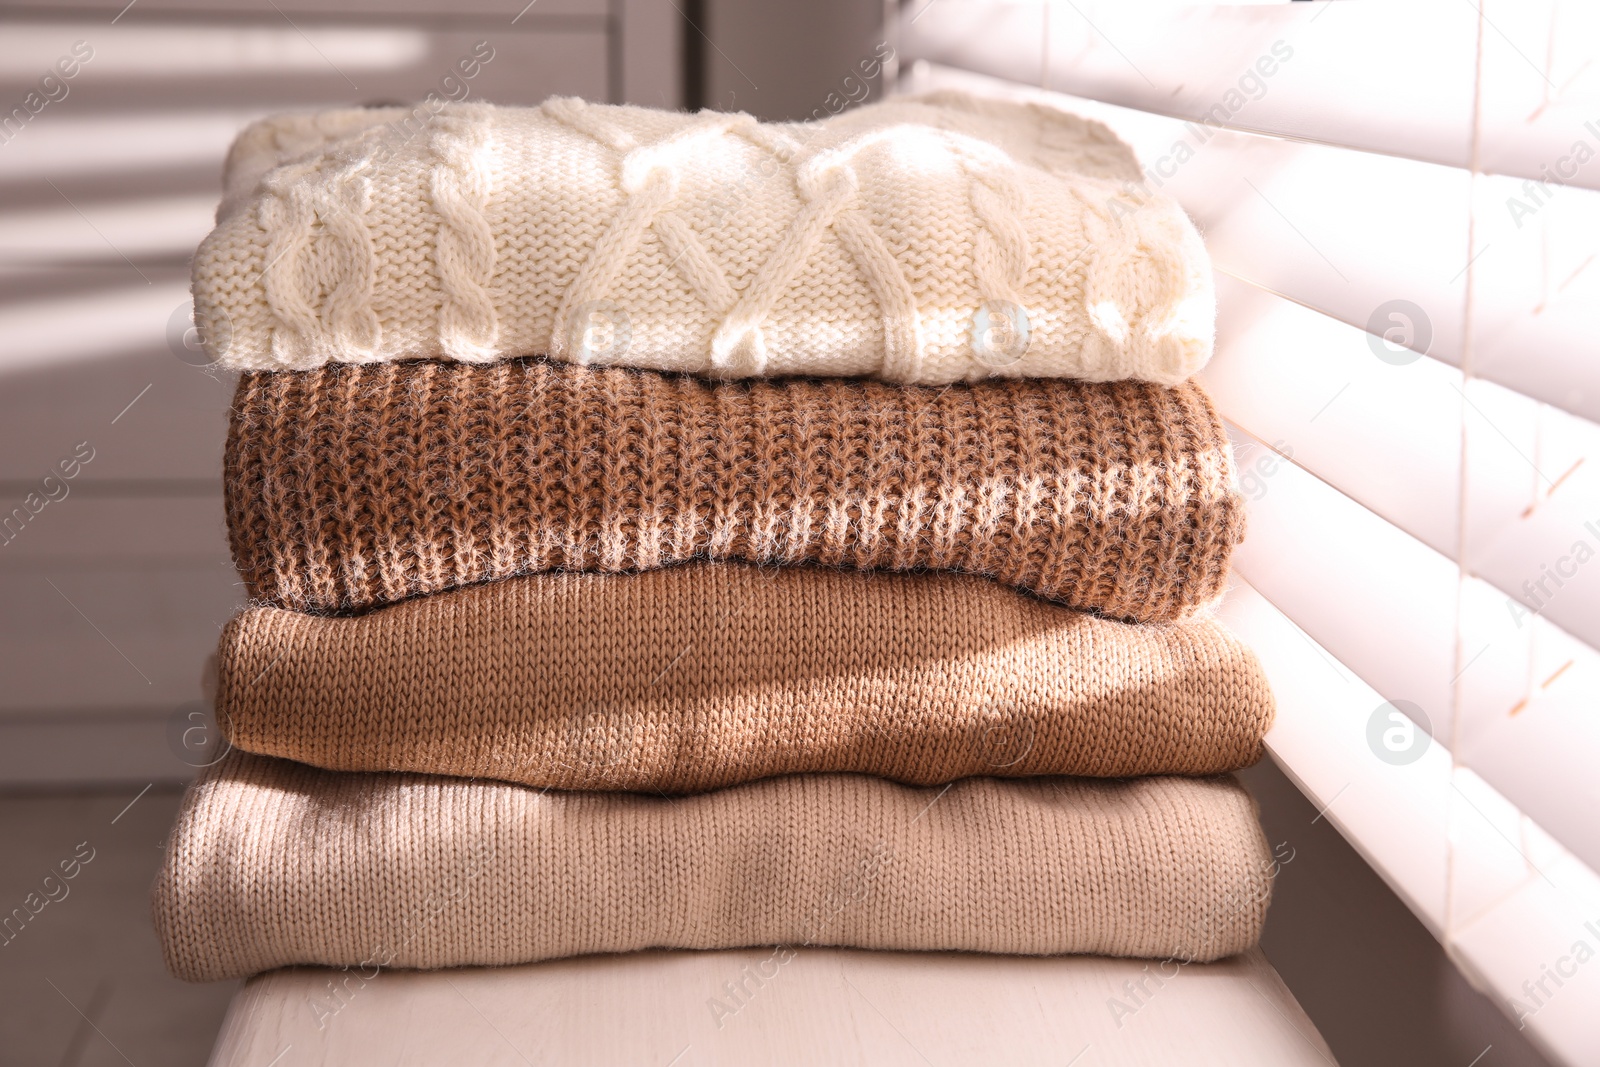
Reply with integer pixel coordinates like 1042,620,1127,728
192,91,1214,383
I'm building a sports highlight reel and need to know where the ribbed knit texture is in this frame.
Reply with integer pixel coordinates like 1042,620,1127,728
193,91,1214,383
153,752,1274,981
225,358,1245,619
217,563,1272,790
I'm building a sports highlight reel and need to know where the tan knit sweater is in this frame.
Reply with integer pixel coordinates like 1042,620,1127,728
194,91,1213,383
217,563,1272,791
225,358,1244,619
153,752,1274,981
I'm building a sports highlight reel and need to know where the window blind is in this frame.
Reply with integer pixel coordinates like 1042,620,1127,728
902,0,1600,423
893,3,1600,1064
902,0,1600,188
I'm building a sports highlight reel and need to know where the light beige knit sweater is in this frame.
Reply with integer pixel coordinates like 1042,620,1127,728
193,91,1212,383
217,564,1273,790
153,752,1275,981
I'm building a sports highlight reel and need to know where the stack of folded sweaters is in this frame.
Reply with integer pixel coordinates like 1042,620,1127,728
154,91,1275,984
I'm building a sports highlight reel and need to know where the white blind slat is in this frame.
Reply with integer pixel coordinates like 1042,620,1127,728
1226,416,1600,873
1201,271,1600,654
1203,274,1464,557
1219,578,1600,1067
1221,580,1454,931
901,0,1600,190
1222,422,1462,745
1470,172,1600,424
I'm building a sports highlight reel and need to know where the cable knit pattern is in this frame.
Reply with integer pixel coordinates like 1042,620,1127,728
193,91,1214,383
224,358,1245,619
153,752,1274,981
216,563,1273,791
428,105,499,362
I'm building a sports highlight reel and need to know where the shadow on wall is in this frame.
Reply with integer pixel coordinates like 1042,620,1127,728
1240,755,1554,1067
697,0,888,120
0,9,653,786
0,785,236,1067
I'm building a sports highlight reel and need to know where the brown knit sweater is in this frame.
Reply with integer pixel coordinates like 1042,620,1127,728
217,563,1272,791
153,752,1275,981
225,358,1244,619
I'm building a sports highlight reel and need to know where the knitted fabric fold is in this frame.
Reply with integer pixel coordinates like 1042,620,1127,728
217,563,1273,791
153,752,1275,981
193,91,1214,383
225,358,1245,620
